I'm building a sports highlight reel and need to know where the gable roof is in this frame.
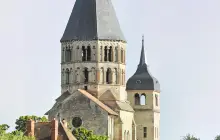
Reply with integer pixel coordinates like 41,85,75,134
99,90,117,101
78,89,118,116
60,0,125,42
56,91,71,102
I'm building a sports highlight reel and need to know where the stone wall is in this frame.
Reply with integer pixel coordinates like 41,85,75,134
48,90,108,135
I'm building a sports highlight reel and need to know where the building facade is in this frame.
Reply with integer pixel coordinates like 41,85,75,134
45,0,160,140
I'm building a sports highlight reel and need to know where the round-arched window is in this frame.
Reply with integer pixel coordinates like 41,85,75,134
72,117,82,128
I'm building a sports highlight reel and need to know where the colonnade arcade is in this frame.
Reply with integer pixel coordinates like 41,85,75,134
62,67,125,86
62,45,125,63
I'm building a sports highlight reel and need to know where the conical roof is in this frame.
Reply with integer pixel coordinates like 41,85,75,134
126,36,160,91
60,0,125,42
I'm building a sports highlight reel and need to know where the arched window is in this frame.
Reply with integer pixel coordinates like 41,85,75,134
121,49,123,63
108,46,112,62
114,68,118,84
143,127,147,138
65,48,71,62
65,69,70,84
106,68,112,84
115,47,118,62
84,68,89,83
82,46,86,61
62,48,65,62
121,70,124,85
127,131,130,140
62,69,65,84
134,94,140,105
87,46,91,61
123,70,125,85
104,46,108,61
155,94,158,106
100,46,103,61
124,131,126,140
100,67,104,83
140,94,146,105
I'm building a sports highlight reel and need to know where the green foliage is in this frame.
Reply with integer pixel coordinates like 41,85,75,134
72,127,108,140
215,135,220,140
67,120,73,130
15,115,48,132
0,124,10,134
0,124,35,140
182,134,200,140
0,131,35,140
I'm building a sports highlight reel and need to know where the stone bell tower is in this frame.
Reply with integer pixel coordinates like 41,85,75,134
126,36,160,140
60,0,127,101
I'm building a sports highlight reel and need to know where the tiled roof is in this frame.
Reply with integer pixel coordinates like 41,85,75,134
126,36,160,91
60,0,125,42
116,101,134,112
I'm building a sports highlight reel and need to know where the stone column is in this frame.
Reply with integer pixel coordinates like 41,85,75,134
118,70,121,85
78,47,81,61
110,71,113,84
63,48,66,62
103,69,106,84
112,47,115,62
61,48,64,63
115,70,118,84
122,50,124,64
102,47,105,62
121,70,124,85
123,50,126,64
71,48,74,61
85,48,88,61
95,46,98,62
96,69,100,83
118,48,121,63
106,47,109,61
74,48,77,61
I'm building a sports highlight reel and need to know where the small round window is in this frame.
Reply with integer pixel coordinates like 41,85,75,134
136,80,141,84
72,117,82,128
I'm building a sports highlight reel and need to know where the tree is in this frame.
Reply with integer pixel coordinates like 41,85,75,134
182,134,200,140
15,115,48,132
215,135,220,140
0,124,35,140
72,127,108,140
0,124,10,134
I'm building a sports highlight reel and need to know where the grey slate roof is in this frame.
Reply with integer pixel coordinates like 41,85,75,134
60,0,125,42
126,36,160,91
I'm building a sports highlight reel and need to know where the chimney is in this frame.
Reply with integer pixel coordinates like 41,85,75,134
62,119,68,128
26,119,35,137
51,118,58,140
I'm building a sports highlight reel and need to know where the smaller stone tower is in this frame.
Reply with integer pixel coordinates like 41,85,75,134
126,36,160,140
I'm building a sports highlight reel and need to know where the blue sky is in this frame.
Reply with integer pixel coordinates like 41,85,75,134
0,0,220,139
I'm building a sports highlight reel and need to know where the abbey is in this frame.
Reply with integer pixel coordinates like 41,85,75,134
45,0,160,140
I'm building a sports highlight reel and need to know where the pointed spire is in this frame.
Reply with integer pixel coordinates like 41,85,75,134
139,35,146,66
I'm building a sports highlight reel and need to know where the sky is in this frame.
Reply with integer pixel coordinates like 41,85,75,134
0,0,220,139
